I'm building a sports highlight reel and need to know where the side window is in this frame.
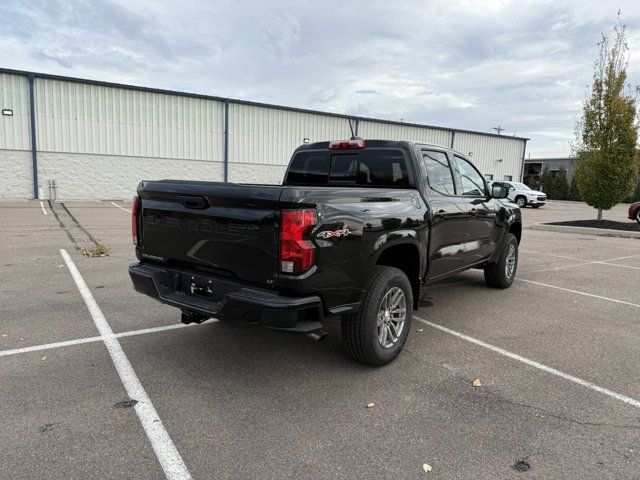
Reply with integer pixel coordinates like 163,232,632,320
454,156,486,196
422,150,455,195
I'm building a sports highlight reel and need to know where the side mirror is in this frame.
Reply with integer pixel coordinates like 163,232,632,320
491,184,509,199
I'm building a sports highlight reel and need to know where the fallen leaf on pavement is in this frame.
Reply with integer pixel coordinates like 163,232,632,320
366,402,376,408
473,378,482,387
423,463,433,473
416,328,424,332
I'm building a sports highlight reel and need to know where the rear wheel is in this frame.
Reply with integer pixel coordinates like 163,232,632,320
515,196,527,208
484,233,518,288
636,209,640,223
341,266,413,366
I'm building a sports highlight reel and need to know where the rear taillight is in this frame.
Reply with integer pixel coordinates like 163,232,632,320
280,209,317,274
328,138,365,150
131,195,139,245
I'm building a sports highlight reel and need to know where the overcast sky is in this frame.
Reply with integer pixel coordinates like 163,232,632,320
1,0,639,157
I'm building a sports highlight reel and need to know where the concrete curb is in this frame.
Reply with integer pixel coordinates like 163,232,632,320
531,223,640,238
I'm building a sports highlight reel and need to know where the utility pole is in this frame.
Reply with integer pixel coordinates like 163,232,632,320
491,126,505,135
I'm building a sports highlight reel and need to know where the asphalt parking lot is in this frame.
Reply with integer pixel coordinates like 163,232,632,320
1,199,639,479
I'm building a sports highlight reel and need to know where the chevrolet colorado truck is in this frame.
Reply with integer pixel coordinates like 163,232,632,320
129,139,522,366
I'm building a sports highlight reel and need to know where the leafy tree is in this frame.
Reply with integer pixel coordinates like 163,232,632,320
573,19,639,220
568,174,582,201
550,168,569,200
540,167,554,195
624,179,640,202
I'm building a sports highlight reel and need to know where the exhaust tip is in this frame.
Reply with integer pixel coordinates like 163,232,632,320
307,330,328,341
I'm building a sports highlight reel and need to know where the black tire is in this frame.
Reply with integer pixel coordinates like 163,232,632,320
484,233,518,288
515,196,527,208
341,266,413,366
636,209,640,223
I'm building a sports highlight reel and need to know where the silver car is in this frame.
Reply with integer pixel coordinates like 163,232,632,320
489,181,546,208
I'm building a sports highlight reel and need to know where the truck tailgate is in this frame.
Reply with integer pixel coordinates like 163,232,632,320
138,180,284,287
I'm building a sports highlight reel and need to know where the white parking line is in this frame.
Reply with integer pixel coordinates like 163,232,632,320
60,249,192,480
593,261,640,271
518,262,593,275
0,322,214,358
517,278,640,309
415,316,640,409
110,201,132,214
605,254,640,262
520,250,640,274
521,250,585,261
39,201,47,215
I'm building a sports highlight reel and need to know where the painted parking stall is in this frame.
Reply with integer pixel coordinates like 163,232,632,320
1,200,639,478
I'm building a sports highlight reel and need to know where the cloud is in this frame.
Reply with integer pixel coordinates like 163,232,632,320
0,0,639,157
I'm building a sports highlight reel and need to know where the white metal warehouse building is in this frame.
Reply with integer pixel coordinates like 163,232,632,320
0,68,528,200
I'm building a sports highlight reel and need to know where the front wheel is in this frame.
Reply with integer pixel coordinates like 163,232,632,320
515,196,527,208
341,266,413,366
636,209,640,223
484,233,518,288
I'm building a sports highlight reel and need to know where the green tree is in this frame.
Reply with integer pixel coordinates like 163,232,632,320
568,174,582,201
550,168,569,200
574,19,639,219
540,167,554,195
624,179,640,202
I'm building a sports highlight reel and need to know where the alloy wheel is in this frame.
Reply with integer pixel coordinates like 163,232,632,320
376,287,406,349
505,243,517,278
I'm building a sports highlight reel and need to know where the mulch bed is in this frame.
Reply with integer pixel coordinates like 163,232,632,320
546,219,640,232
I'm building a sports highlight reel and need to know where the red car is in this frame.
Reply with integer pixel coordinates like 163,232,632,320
629,201,640,223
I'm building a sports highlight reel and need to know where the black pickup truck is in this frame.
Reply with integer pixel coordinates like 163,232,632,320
129,139,521,365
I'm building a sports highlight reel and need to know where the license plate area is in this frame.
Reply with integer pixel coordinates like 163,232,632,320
189,277,213,298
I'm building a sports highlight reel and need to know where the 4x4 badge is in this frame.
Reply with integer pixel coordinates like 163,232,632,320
317,228,350,239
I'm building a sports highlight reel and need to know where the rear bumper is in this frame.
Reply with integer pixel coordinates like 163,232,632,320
129,262,324,333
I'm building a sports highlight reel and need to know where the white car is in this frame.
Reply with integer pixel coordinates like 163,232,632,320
489,181,546,208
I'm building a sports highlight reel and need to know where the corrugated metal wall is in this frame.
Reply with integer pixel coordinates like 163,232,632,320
35,78,225,161
524,158,577,183
452,132,525,181
358,120,452,147
0,72,31,150
228,103,350,166
0,70,528,199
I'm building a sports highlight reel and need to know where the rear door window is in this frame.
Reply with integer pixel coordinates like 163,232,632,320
421,150,455,195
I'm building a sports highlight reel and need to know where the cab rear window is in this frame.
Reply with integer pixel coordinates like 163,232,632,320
285,149,410,187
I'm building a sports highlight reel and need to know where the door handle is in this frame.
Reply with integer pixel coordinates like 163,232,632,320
434,209,446,219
